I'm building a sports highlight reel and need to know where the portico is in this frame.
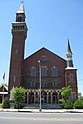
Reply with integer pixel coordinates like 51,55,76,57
25,89,61,105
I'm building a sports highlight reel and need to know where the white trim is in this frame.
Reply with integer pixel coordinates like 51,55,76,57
0,92,8,94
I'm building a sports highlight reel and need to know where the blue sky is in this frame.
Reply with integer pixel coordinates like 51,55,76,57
0,0,83,94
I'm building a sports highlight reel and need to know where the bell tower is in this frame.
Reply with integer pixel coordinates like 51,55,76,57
65,40,78,100
8,2,27,91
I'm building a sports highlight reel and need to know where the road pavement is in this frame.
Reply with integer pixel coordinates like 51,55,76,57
0,112,83,124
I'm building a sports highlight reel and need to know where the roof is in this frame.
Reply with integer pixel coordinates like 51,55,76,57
24,47,66,62
16,1,25,14
0,86,8,94
65,67,77,70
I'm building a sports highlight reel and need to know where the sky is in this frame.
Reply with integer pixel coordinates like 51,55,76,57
0,0,83,94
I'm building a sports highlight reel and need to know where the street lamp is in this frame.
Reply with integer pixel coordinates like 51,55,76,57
38,60,42,112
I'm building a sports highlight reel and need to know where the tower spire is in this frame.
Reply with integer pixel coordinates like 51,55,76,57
66,39,73,67
16,1,25,14
66,39,72,58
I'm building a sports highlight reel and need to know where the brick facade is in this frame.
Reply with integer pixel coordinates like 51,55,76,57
8,2,78,105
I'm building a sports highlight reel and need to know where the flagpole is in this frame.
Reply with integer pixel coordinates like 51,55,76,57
2,73,5,102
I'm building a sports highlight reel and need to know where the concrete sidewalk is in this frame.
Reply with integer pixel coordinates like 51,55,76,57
0,108,83,113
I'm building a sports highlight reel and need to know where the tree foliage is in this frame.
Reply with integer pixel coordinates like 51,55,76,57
74,99,83,109
64,99,73,109
61,86,72,101
12,87,25,109
78,92,83,102
60,86,73,109
0,83,7,88
2,97,10,108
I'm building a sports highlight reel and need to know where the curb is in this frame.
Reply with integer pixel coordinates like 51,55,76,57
0,108,83,113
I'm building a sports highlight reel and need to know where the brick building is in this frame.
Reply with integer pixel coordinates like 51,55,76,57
8,2,78,105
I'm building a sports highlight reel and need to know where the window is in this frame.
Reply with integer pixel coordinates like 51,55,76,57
69,74,74,82
15,48,18,54
30,67,36,77
17,16,22,22
51,66,57,76
14,76,16,82
40,55,47,62
69,60,73,67
42,80,47,88
30,81,36,88
52,81,58,87
41,67,47,76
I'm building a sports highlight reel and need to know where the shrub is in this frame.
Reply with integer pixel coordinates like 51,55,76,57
14,102,23,109
0,104,2,108
74,99,83,109
64,99,73,109
2,97,10,108
12,87,25,109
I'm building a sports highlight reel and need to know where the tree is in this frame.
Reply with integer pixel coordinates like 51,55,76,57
0,83,7,88
61,86,72,101
78,92,83,102
2,97,10,108
64,99,73,109
12,87,25,109
60,86,73,109
74,99,83,109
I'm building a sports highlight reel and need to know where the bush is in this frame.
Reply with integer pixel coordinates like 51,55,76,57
14,102,23,109
2,97,10,108
74,99,83,109
12,87,25,109
0,104,2,108
64,99,73,109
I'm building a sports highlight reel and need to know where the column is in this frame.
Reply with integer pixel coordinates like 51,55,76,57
34,92,36,104
47,92,49,104
51,92,53,104
27,92,29,104
58,91,59,104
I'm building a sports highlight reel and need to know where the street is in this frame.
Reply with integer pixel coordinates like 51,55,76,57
0,112,83,124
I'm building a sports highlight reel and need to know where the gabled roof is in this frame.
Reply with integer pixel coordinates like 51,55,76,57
24,47,66,62
0,86,8,94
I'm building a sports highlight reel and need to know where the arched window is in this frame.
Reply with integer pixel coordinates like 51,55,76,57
16,15,24,22
52,81,58,87
30,67,36,77
69,74,74,82
51,66,57,76
42,80,47,88
41,66,47,76
30,81,36,88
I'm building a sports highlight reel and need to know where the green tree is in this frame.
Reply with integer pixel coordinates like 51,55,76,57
64,99,73,109
60,86,73,108
12,87,25,109
78,92,83,102
61,86,72,101
0,83,7,88
2,97,10,108
74,99,83,109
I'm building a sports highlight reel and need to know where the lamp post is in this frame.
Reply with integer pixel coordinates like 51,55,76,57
38,60,42,112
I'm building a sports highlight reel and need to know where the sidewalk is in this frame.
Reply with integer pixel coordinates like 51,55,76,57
0,108,83,113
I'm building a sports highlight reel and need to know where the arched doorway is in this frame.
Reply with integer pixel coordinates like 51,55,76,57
52,92,58,104
28,92,34,104
48,92,51,104
41,91,47,104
